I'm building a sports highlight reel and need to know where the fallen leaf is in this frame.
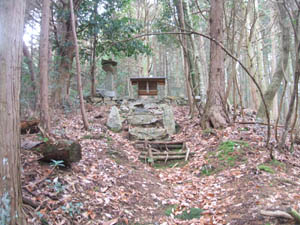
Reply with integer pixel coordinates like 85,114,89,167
103,218,119,225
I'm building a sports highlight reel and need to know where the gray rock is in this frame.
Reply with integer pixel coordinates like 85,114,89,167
106,106,122,132
104,98,116,106
96,89,116,98
120,103,130,113
144,103,159,109
162,105,176,135
133,108,150,114
150,109,163,115
129,127,167,140
128,114,159,125
129,101,144,109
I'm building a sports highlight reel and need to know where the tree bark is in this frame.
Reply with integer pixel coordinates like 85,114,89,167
69,0,89,130
39,0,51,132
174,0,195,117
52,0,75,106
90,2,97,97
201,0,229,129
279,1,300,149
90,36,97,97
257,2,290,119
0,0,27,224
23,41,37,109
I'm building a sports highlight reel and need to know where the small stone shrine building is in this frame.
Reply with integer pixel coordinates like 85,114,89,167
130,77,166,96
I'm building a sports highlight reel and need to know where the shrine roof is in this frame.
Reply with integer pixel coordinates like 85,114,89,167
130,77,166,82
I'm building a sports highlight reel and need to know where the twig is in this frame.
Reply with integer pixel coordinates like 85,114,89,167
24,166,56,190
260,210,293,220
235,121,284,128
185,146,190,161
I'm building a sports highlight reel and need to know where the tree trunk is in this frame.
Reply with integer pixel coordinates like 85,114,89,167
39,0,51,132
201,0,229,129
52,1,75,106
280,44,300,148
257,2,290,119
90,36,97,97
0,0,27,224
246,0,259,110
174,0,195,117
90,2,97,97
69,0,89,130
23,41,37,109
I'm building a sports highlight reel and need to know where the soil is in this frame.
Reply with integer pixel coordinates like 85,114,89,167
21,104,300,225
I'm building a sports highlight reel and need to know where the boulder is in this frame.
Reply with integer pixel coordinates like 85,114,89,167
129,101,144,110
129,127,167,140
144,103,163,115
133,107,150,114
107,106,122,132
128,114,160,126
96,89,116,98
120,100,130,113
144,103,159,109
162,105,176,135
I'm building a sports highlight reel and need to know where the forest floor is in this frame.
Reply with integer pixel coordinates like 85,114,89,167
21,104,300,225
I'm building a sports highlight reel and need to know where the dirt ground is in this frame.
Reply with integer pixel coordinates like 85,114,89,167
21,104,300,225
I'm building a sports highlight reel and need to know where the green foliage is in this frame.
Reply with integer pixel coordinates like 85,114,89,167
147,157,154,164
61,202,83,217
205,140,248,172
200,164,215,176
165,205,203,220
258,164,274,174
77,0,150,58
257,159,286,174
37,133,49,143
153,1,179,46
165,205,177,216
81,134,93,139
50,160,65,168
47,177,66,193
269,159,285,168
217,140,248,166
238,127,250,131
175,208,203,220
36,212,49,225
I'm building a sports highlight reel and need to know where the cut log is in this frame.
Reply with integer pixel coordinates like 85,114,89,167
139,154,192,161
34,139,82,165
139,151,190,155
135,141,185,151
21,119,40,134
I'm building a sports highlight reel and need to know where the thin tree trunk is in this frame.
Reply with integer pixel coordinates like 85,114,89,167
246,0,259,110
69,0,89,130
39,0,51,132
175,0,194,116
90,36,97,97
23,41,37,109
257,2,290,119
0,0,27,224
280,44,300,148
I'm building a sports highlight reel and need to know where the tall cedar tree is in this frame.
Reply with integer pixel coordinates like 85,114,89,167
0,0,27,224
